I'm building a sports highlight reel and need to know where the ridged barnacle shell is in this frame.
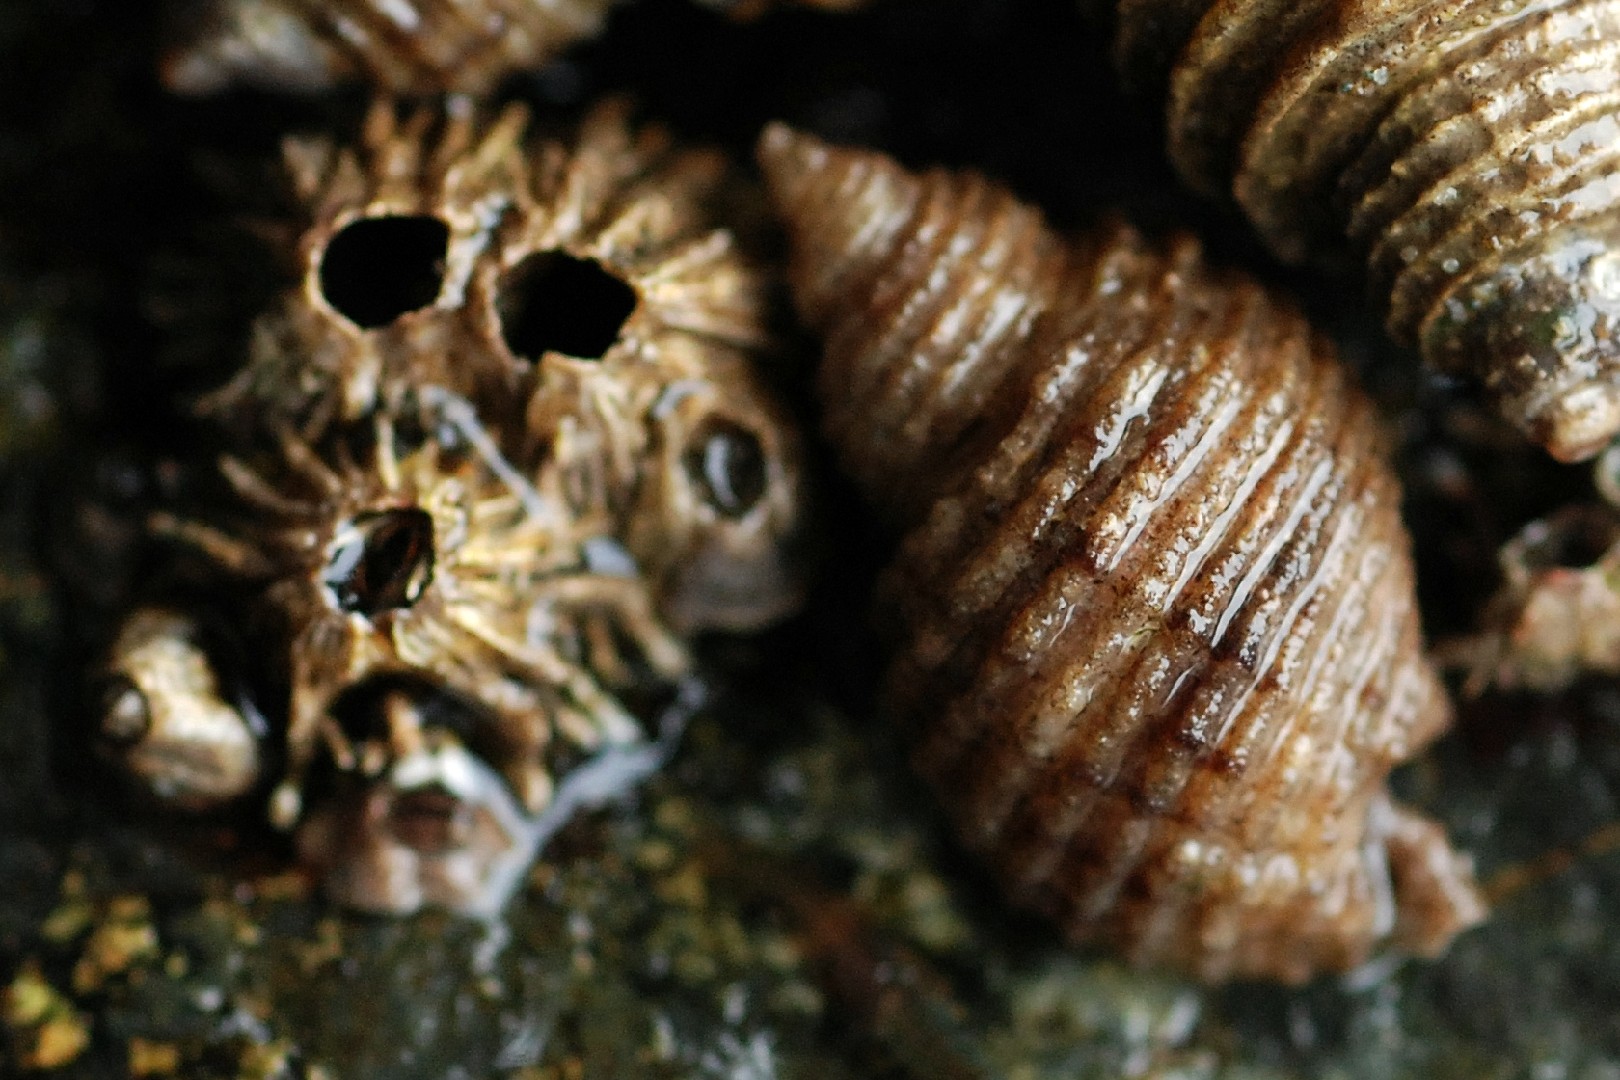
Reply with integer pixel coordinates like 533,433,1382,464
757,125,1485,983
159,399,692,828
1099,0,1620,463
208,100,773,434
162,0,620,95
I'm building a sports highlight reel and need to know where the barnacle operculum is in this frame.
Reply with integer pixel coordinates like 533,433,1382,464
650,395,807,635
321,507,437,616
98,608,263,809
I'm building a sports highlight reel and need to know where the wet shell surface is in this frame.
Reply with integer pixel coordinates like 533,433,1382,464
1102,0,1620,463
163,0,870,95
758,126,1485,983
114,104,806,914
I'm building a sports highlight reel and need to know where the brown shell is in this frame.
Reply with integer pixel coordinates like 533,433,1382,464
758,125,1484,983
1106,0,1620,463
162,0,871,95
162,0,619,95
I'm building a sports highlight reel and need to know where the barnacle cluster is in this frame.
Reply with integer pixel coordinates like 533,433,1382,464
99,101,805,915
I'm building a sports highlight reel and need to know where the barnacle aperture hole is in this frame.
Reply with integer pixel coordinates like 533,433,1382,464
1522,509,1620,571
323,507,437,616
496,251,637,361
319,215,450,329
389,788,462,852
99,676,151,746
685,420,767,518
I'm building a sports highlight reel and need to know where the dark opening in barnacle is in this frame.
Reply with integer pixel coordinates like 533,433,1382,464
322,508,437,615
495,250,637,361
97,675,151,747
685,419,767,518
319,215,450,329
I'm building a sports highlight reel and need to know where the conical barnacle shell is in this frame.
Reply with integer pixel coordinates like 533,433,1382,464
165,397,690,826
758,125,1484,983
1105,0,1620,463
210,100,775,441
96,608,265,810
162,0,618,95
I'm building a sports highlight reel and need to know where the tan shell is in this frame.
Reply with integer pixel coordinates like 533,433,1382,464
294,689,550,917
758,125,1484,983
158,103,805,844
97,608,264,810
162,0,619,95
209,101,772,433
1443,504,1620,694
162,403,684,826
162,0,871,95
1106,0,1620,463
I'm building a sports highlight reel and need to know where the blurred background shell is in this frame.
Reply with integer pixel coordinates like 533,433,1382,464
1094,0,1620,464
758,125,1484,983
162,0,871,95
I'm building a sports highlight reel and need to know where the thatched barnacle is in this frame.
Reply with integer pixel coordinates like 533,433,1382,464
1093,0,1620,463
95,607,267,810
758,126,1485,983
207,100,778,441
159,398,693,829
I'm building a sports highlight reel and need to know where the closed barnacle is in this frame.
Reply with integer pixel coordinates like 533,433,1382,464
1442,503,1620,694
757,125,1484,983
1102,0,1620,463
96,607,266,810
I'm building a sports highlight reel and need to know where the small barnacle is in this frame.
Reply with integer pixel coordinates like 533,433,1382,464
1442,504,1620,695
161,396,690,828
161,0,621,95
294,686,544,917
1099,0,1620,462
297,679,696,916
95,607,265,810
757,125,1484,983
